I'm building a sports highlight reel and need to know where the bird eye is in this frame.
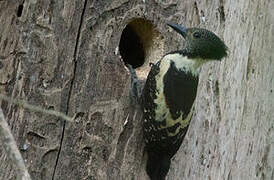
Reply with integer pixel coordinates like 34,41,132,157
193,32,201,38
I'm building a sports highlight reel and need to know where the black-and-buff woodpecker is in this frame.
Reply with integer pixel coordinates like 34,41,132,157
142,23,228,180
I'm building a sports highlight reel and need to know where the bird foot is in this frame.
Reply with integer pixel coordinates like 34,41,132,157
126,64,142,105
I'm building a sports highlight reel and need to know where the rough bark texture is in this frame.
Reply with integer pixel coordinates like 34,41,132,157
0,0,273,180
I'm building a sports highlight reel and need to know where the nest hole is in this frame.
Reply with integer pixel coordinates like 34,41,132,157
119,18,164,74
119,23,144,68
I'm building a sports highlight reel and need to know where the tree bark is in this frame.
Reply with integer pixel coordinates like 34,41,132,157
0,108,31,180
0,0,273,180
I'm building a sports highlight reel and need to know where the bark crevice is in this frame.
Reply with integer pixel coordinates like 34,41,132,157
51,0,88,179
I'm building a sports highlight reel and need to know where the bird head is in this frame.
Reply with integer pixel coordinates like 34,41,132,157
167,23,228,60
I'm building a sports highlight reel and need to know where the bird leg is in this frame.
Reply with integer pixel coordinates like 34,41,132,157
126,64,142,105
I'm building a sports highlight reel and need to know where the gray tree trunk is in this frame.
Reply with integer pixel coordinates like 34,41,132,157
0,0,273,180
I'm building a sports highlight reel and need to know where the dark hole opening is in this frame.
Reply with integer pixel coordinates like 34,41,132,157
119,24,145,69
17,4,24,17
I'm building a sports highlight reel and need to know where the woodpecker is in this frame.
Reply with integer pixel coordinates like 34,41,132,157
142,23,228,180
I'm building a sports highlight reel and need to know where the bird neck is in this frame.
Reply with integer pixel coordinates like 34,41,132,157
163,53,206,76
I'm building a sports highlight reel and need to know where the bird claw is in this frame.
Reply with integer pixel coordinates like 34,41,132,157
126,64,142,104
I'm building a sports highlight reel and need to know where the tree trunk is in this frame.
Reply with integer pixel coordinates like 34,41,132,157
0,0,273,180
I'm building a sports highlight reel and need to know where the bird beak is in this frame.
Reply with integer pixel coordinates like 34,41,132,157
167,22,187,38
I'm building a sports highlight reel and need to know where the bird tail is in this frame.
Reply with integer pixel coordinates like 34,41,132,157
146,151,171,180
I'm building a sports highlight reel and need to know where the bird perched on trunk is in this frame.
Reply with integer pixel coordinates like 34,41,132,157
142,23,228,180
